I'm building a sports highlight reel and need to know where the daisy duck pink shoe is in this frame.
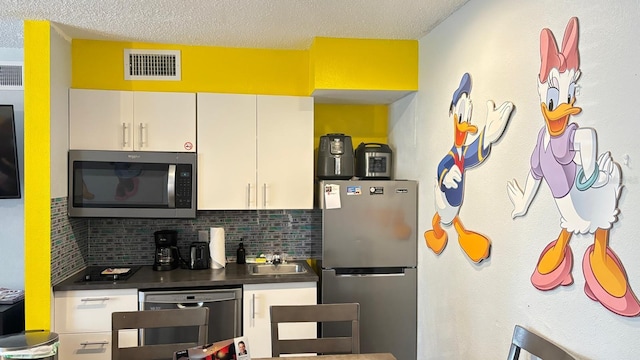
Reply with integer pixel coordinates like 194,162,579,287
582,245,640,317
531,240,574,290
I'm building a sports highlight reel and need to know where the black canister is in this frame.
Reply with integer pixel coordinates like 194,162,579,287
236,242,246,264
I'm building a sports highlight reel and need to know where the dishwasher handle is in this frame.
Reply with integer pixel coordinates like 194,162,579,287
177,302,204,309
140,290,240,304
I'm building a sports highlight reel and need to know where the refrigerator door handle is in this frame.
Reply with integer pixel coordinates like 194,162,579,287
333,267,408,277
335,272,406,277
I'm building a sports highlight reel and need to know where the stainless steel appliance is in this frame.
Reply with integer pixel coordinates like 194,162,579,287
319,180,417,360
68,150,196,218
355,142,393,179
189,242,210,270
139,288,242,345
317,133,355,180
153,230,180,271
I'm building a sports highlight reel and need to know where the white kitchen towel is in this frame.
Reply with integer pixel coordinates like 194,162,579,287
209,227,226,269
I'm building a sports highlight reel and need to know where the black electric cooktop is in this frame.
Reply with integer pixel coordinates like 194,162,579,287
74,266,142,283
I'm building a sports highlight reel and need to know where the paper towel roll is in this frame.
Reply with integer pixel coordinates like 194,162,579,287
209,227,226,269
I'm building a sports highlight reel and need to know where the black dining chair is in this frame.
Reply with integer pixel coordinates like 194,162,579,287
112,307,209,360
507,325,576,360
270,302,360,357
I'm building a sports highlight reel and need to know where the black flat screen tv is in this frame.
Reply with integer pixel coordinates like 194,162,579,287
0,105,21,199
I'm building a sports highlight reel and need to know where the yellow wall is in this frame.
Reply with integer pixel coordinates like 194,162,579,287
72,37,418,96
310,37,418,92
72,40,309,95
314,103,388,147
24,20,52,330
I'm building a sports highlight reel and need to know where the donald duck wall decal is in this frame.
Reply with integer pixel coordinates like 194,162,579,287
424,73,514,263
507,17,640,316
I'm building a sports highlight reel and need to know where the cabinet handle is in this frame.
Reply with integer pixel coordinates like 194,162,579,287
80,341,109,346
80,297,110,302
247,183,251,209
251,293,256,322
139,123,146,148
262,183,267,208
122,123,129,148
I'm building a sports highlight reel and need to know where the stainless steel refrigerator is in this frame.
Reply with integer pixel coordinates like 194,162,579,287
320,180,417,360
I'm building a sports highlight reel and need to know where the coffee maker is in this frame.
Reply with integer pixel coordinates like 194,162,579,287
153,230,180,271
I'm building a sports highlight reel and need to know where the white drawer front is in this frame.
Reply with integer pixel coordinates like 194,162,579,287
58,330,136,360
54,289,138,333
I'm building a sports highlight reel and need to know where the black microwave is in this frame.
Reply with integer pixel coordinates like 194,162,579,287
68,150,196,218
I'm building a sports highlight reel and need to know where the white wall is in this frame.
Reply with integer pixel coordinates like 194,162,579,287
390,0,640,359
0,48,24,290
50,25,71,198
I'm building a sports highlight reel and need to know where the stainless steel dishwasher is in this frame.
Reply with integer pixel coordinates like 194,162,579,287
139,287,242,345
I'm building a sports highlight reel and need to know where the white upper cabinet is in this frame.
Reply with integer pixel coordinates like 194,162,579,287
196,93,257,209
69,89,134,151
256,95,314,209
197,93,314,210
69,89,196,152
132,91,196,152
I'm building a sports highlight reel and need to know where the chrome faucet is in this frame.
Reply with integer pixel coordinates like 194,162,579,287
272,253,282,265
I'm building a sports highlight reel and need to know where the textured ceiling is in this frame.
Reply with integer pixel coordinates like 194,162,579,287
0,0,468,50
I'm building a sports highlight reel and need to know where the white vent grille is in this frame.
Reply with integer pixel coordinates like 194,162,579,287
0,62,23,90
124,49,181,81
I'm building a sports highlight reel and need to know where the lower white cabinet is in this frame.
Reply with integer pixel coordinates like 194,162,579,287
242,282,317,358
53,289,138,360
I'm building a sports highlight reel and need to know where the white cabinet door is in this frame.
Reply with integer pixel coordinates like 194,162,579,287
69,89,134,151
243,282,317,358
256,95,314,209
196,93,314,210
69,89,196,152
133,91,196,152
196,93,257,209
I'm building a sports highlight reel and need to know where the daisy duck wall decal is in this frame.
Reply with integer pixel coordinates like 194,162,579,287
424,73,514,263
507,17,640,316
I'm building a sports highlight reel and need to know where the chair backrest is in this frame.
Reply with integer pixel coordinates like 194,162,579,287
270,302,360,357
507,325,576,360
112,307,209,360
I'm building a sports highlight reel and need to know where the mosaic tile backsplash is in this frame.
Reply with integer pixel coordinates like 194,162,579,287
50,197,322,284
51,198,89,285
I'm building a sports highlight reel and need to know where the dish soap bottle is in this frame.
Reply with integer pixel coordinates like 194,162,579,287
236,242,246,264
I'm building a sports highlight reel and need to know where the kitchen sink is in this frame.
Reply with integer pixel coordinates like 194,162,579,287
247,263,308,275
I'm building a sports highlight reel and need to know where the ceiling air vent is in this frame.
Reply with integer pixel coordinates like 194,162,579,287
124,49,181,81
0,62,24,90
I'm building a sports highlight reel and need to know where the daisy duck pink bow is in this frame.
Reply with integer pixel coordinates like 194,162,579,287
539,17,579,83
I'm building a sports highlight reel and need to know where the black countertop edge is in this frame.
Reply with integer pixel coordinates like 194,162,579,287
53,261,319,292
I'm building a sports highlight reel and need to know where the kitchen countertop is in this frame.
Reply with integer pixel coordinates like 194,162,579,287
52,261,319,291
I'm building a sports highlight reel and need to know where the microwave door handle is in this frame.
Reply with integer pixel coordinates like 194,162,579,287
168,164,176,208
